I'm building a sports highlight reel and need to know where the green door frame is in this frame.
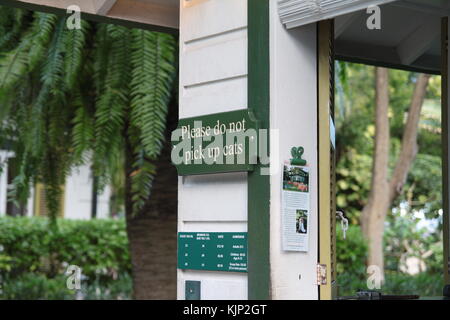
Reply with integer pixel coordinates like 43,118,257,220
247,0,271,300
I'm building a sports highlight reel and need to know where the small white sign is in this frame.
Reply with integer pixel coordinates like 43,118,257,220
281,163,311,252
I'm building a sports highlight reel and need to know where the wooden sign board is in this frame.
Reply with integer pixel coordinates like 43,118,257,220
172,109,259,176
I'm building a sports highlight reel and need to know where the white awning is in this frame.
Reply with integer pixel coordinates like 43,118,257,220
278,0,396,29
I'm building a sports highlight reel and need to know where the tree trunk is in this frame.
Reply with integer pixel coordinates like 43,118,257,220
361,70,431,281
361,67,390,278
126,138,178,299
125,100,178,300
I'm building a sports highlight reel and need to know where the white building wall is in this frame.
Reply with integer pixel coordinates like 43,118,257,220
0,151,9,216
63,165,111,220
269,2,319,299
177,0,248,300
26,188,34,218
0,158,110,219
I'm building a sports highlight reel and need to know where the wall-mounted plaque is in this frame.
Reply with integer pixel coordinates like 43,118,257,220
177,232,248,272
171,109,259,176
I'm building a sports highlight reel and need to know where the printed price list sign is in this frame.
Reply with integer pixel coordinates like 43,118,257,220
177,232,248,272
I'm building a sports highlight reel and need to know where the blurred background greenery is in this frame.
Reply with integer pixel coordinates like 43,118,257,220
0,217,132,299
335,61,443,297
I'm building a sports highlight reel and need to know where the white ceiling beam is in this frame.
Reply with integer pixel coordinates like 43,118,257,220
107,0,179,29
93,0,117,15
396,17,440,65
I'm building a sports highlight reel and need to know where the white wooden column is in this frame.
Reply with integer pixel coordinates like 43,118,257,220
177,0,248,300
269,2,319,299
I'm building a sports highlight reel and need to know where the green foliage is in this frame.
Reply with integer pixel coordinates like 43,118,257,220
384,272,444,296
336,216,443,297
0,217,131,281
0,7,177,225
336,225,368,280
1,273,74,300
335,225,367,296
0,217,132,300
405,154,442,216
335,62,442,222
338,272,443,297
0,272,132,300
336,152,372,223
385,209,443,274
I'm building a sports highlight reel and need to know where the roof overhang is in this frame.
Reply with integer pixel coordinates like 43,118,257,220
0,0,179,33
279,0,448,74
334,0,447,74
278,0,396,29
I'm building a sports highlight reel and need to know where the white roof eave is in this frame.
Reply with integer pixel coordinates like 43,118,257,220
278,0,398,29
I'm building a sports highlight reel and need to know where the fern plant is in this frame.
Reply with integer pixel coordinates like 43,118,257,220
0,7,177,226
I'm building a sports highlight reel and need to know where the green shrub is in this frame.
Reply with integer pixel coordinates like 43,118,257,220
0,272,132,300
383,272,443,297
80,272,132,300
0,217,50,276
0,273,74,300
335,223,444,297
335,224,368,296
384,210,443,274
0,217,131,283
336,224,368,279
337,271,444,297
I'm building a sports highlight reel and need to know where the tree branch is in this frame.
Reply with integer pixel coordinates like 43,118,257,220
389,73,431,203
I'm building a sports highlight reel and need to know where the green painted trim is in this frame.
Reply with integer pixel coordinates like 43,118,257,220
248,0,271,300
442,17,450,285
0,0,178,34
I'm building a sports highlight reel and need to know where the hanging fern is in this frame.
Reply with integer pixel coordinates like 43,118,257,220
130,30,176,158
0,7,178,225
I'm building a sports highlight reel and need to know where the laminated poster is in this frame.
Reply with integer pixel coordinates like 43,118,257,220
282,163,310,252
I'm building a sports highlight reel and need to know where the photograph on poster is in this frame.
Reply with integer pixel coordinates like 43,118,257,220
296,210,308,234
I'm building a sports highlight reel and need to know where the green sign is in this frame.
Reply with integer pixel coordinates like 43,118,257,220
171,109,259,175
177,232,248,272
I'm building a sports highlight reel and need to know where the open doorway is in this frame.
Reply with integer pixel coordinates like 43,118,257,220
334,61,444,298
330,2,448,298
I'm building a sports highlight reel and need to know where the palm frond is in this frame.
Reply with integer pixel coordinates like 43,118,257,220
64,19,89,89
28,12,59,69
40,18,66,90
130,30,176,159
